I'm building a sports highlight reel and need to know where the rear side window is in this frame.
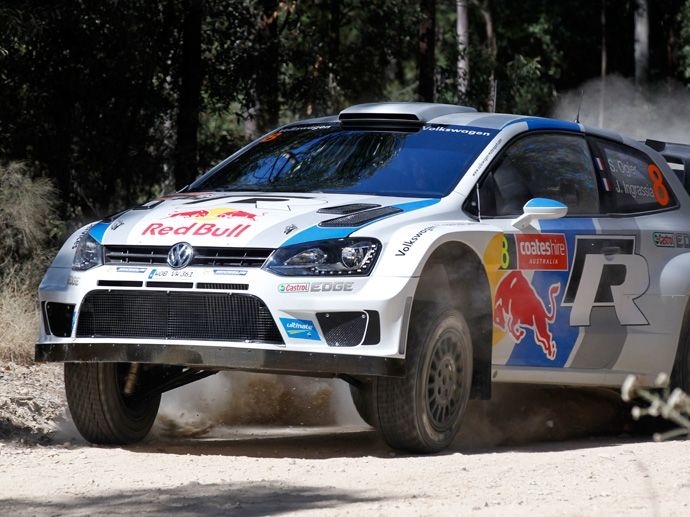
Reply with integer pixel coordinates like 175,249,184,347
590,138,677,214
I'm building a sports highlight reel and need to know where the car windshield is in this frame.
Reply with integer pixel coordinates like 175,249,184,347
189,123,497,198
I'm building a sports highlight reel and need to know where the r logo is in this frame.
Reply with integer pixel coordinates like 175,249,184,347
563,236,649,326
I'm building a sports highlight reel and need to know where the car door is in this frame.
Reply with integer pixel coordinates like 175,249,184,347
471,131,670,373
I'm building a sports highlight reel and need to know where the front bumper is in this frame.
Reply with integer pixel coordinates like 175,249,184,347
35,342,405,377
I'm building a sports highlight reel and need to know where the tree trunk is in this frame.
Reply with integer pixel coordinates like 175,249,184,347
475,0,496,111
174,0,203,191
634,0,649,85
456,0,469,100
255,0,280,134
417,0,436,102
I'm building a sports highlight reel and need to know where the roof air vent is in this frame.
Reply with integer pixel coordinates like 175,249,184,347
339,102,476,131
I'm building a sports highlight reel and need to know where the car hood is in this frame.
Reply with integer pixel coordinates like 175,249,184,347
91,191,437,248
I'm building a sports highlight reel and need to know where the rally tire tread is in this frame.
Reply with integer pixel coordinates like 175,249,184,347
64,363,160,445
376,307,473,453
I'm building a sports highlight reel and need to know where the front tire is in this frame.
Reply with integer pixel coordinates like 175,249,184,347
64,362,161,445
377,308,473,453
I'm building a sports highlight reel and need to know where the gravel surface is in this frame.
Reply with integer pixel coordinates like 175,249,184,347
2,361,690,516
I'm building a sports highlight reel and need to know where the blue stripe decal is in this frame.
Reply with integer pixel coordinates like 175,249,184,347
502,117,582,133
282,226,353,246
539,217,596,232
282,198,440,247
88,222,110,243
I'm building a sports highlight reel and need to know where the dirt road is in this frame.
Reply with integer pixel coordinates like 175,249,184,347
2,364,690,516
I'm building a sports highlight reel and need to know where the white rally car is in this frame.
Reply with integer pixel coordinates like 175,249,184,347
36,102,690,453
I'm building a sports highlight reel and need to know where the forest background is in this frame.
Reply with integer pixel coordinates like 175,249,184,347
2,0,690,360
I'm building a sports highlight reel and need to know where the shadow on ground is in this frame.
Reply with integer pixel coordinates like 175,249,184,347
1,482,382,516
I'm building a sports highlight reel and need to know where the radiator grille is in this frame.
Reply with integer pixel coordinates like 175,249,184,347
104,246,274,268
76,290,283,343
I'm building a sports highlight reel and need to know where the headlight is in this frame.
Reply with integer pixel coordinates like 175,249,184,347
264,238,381,276
72,232,103,271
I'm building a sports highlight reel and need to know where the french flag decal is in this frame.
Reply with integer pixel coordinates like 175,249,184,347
595,157,612,191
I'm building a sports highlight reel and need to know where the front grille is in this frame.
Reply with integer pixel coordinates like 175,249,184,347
104,246,274,268
76,290,283,343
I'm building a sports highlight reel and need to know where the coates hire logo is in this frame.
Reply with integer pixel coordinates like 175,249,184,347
141,207,261,238
279,318,321,341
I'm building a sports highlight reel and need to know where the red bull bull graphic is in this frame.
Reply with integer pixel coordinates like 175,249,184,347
217,210,257,221
493,270,560,360
167,207,259,221
169,209,209,218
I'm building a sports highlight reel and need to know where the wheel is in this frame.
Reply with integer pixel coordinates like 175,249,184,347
64,362,161,445
376,307,473,453
349,379,379,427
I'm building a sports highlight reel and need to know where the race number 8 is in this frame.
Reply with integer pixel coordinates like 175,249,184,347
500,235,510,269
648,164,670,206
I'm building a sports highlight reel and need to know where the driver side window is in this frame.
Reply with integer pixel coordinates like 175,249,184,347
473,133,600,217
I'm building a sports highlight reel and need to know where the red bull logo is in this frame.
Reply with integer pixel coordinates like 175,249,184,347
141,207,261,238
493,270,560,360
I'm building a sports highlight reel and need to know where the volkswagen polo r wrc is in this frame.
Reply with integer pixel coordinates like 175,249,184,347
36,102,690,453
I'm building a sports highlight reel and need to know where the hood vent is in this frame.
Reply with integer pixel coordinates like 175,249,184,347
317,203,380,215
319,206,402,227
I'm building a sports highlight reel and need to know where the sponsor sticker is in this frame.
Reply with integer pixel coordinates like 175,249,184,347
515,234,568,270
279,318,321,341
116,266,148,274
214,269,248,276
654,232,675,247
278,283,310,293
396,226,435,257
501,234,568,271
142,222,251,238
652,232,690,248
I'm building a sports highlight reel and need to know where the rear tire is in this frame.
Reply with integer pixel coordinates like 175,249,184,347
64,362,161,445
377,308,473,453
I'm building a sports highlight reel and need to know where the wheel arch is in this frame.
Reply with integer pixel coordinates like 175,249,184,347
412,241,492,400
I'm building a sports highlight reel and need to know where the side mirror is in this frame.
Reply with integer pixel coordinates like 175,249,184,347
512,198,568,230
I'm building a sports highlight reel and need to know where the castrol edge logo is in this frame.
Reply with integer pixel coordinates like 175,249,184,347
141,207,260,238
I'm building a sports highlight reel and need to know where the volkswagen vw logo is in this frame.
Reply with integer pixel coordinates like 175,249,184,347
167,242,194,269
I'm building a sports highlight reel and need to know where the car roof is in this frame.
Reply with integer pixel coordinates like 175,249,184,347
287,102,632,145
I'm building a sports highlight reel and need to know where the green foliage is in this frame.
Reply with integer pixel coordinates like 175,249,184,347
0,161,62,289
503,55,556,116
1,0,689,226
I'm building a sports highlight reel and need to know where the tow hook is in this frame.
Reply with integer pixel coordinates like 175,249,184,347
124,363,140,396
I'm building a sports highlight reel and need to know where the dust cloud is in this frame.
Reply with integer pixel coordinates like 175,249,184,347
154,371,363,439
551,74,690,143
